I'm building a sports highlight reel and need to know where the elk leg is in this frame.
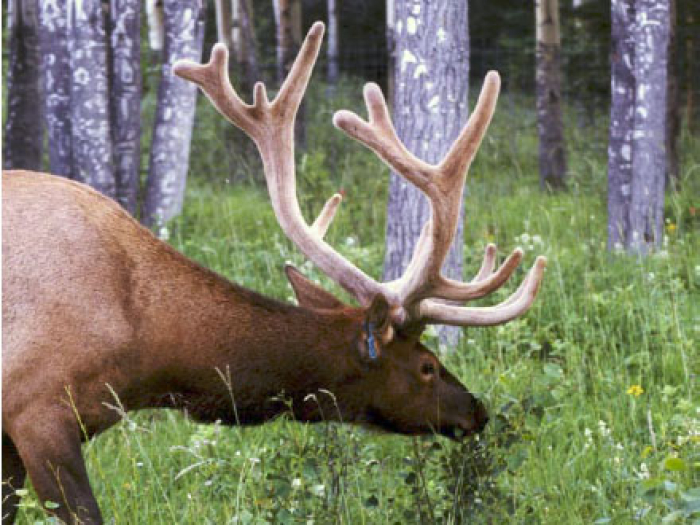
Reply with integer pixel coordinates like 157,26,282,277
2,433,27,524
11,415,103,525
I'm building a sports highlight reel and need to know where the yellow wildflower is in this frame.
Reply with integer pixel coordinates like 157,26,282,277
627,384,644,397
666,222,677,233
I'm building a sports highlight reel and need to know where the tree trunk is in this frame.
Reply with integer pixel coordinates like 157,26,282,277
327,0,339,87
234,0,260,89
273,0,302,82
144,0,206,232
535,0,567,191
628,0,669,254
110,0,142,214
386,0,396,108
214,0,233,50
665,0,680,189
384,1,469,346
607,0,635,251
3,0,43,171
38,0,74,179
67,0,115,197
607,0,670,255
145,0,164,59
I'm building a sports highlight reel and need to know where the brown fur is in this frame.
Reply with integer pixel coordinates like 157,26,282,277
2,170,487,524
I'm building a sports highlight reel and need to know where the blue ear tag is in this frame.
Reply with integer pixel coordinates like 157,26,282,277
364,320,378,359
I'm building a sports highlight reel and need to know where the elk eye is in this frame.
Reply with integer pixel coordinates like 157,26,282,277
421,362,436,376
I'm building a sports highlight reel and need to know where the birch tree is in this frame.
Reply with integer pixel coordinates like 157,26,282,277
232,0,259,90
3,0,43,171
607,0,670,254
68,0,115,197
145,0,165,53
607,0,635,251
628,0,669,254
214,0,233,50
384,1,469,345
535,0,567,190
327,0,339,87
666,0,680,189
273,0,302,82
110,0,142,214
38,0,73,178
144,0,206,230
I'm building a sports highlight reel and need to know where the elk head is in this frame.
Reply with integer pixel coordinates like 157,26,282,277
174,22,546,438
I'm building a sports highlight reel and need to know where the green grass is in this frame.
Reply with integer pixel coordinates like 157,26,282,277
14,83,700,523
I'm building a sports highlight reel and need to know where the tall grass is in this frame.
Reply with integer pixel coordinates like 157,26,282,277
14,79,699,524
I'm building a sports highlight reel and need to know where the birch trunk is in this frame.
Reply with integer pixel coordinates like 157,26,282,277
110,0,142,214
384,0,469,346
144,0,206,231
145,0,164,52
628,0,669,254
67,0,115,197
3,0,43,171
535,0,567,191
241,0,260,87
38,0,73,178
666,0,680,189
214,0,233,50
233,0,260,90
274,0,302,82
327,0,339,86
607,0,635,250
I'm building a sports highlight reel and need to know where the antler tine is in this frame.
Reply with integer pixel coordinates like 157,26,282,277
334,83,436,194
273,21,325,116
473,243,498,281
418,256,547,327
439,71,501,180
173,44,263,137
431,247,524,302
310,194,342,238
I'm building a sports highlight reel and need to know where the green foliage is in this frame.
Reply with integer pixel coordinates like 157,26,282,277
15,82,700,524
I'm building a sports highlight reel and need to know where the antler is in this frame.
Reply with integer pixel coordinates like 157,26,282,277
174,23,386,306
174,22,546,330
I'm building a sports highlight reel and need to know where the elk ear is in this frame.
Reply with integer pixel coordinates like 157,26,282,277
360,294,395,360
285,265,346,310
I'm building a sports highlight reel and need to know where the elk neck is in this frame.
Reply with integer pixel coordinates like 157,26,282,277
120,253,368,427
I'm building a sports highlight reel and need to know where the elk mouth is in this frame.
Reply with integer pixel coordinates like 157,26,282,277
440,416,489,441
363,407,488,440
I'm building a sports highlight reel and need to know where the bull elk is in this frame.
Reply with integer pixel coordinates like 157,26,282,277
2,22,546,524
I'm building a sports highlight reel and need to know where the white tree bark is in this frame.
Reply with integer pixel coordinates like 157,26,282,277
146,0,164,52
214,0,233,49
327,0,339,86
144,0,205,230
607,0,669,255
110,0,142,214
628,0,669,254
3,0,43,171
38,0,74,178
68,0,115,197
384,0,469,345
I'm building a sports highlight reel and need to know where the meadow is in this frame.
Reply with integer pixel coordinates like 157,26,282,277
12,79,700,523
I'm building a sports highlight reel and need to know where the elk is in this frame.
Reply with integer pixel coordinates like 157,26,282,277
1,22,545,524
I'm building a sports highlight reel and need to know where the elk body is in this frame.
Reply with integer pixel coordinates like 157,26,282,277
2,23,545,524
